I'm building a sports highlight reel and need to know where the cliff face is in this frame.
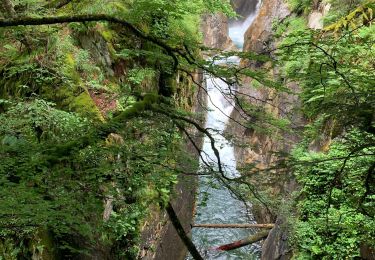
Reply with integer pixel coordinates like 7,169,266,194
228,0,337,258
141,6,240,258
231,0,297,169
141,74,205,260
235,0,333,201
228,0,300,204
243,0,290,53
201,13,232,49
128,64,204,260
228,0,298,258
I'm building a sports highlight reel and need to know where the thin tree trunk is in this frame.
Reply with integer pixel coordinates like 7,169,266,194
193,223,274,229
166,202,203,260
214,230,270,251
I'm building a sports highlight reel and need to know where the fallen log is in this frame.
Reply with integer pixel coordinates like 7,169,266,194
193,223,274,229
214,230,270,251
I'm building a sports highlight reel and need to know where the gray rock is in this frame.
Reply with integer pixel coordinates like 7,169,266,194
262,219,292,260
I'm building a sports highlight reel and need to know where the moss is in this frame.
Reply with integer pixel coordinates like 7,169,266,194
70,90,104,121
38,49,104,121
100,30,114,42
143,93,160,106
107,43,118,61
169,77,178,95
65,53,75,68
63,53,82,84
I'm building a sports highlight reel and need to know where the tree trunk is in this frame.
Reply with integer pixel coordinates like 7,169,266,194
166,202,203,260
214,230,270,251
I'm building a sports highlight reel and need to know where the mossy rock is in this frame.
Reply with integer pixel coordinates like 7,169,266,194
70,91,104,121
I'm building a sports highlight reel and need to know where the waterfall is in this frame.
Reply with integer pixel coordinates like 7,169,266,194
190,1,261,259
229,0,262,48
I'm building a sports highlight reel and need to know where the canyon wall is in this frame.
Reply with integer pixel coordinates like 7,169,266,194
139,72,205,260
228,0,335,258
200,0,300,257
230,1,299,257
201,13,232,49
139,4,239,257
228,0,300,222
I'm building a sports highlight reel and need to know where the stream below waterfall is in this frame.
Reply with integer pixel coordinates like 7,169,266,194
189,2,261,259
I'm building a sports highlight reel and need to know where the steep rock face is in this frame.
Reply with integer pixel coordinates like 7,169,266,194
228,0,299,197
201,13,232,49
138,10,221,260
138,74,205,260
262,218,292,260
308,2,331,29
243,0,290,53
227,0,297,258
229,0,337,258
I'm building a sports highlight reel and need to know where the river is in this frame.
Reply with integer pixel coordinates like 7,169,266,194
189,2,261,259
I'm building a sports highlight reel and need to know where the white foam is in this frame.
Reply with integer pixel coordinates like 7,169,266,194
229,0,262,49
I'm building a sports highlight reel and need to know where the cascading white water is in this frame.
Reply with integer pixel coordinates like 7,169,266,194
190,73,261,260
229,1,261,49
190,1,261,259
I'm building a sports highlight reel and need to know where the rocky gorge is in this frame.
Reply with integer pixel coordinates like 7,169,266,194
0,0,373,259
200,0,375,259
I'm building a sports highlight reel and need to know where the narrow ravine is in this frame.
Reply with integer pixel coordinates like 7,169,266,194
190,2,261,259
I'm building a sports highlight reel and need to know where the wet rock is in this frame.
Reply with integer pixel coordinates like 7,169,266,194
231,0,259,18
226,1,301,256
139,74,205,260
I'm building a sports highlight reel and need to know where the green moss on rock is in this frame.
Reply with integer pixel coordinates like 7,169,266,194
70,90,104,121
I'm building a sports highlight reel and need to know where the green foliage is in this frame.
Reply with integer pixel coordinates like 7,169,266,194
274,2,375,258
323,0,368,26
325,1,375,32
127,68,156,86
291,129,375,259
0,100,99,254
0,99,88,142
277,12,375,127
287,0,313,14
0,99,184,258
0,0,243,258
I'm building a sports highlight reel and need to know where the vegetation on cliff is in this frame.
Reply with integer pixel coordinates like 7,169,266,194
274,0,375,258
0,0,374,259
0,0,235,258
